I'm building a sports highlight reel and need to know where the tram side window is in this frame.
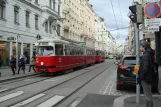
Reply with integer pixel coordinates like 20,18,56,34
55,44,63,56
65,45,70,56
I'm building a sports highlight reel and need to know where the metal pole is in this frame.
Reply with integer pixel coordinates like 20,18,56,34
134,23,140,104
16,35,18,72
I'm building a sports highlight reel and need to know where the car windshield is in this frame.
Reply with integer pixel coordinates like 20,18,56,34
37,46,54,56
123,57,136,65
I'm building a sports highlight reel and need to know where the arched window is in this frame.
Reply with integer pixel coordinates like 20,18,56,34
0,1,6,19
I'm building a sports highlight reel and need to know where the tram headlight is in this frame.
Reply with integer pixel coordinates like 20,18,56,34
41,62,44,66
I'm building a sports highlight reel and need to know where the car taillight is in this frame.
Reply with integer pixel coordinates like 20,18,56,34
120,65,128,70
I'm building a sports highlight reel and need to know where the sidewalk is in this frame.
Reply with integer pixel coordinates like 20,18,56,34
0,66,37,82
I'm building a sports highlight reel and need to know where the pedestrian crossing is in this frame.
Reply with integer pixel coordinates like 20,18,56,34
0,88,9,93
0,90,66,107
0,91,24,103
11,94,45,107
0,89,84,107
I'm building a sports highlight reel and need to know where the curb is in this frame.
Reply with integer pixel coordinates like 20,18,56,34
113,94,161,107
0,73,39,83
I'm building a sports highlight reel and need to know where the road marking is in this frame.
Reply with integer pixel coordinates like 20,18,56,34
108,81,114,95
0,91,24,103
69,98,82,107
0,88,8,93
103,80,111,95
11,93,45,107
36,95,65,107
24,79,34,81
44,78,61,82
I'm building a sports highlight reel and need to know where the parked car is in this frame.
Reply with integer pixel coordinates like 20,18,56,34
115,55,158,90
108,55,114,59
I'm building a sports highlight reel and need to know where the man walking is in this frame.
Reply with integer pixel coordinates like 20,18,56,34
138,41,154,107
10,55,16,75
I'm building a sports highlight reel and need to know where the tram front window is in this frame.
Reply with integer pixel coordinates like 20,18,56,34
37,46,54,56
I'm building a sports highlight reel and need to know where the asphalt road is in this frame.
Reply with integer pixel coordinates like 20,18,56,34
0,59,159,107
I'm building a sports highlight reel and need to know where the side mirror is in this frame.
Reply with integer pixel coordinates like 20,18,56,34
114,61,119,65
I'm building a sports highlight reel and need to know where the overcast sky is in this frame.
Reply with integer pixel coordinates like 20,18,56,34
89,0,133,45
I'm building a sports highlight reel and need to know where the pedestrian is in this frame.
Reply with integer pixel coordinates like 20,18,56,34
28,56,36,72
138,41,154,107
0,56,2,76
17,55,25,74
9,55,16,75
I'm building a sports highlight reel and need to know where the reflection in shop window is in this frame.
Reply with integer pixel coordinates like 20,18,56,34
23,43,30,64
0,41,9,66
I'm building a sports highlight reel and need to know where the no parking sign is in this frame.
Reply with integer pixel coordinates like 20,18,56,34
144,2,161,18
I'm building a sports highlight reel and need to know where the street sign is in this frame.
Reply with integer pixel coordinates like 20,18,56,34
144,18,160,27
146,0,160,2
80,42,86,46
143,29,154,34
7,37,16,41
144,2,161,18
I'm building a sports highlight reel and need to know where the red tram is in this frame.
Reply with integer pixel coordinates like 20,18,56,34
35,38,105,73
95,50,105,63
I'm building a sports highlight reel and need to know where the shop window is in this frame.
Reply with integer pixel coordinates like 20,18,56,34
0,41,9,66
23,43,30,64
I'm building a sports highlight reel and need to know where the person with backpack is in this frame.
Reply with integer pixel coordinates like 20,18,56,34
17,55,25,74
28,56,36,72
138,41,154,107
9,55,16,75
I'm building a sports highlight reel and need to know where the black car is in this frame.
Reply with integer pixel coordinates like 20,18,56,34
116,55,158,90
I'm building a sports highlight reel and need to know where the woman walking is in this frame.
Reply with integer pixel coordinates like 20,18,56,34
10,56,16,75
18,55,25,74
28,56,36,72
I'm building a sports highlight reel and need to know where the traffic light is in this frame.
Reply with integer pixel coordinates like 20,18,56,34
129,4,143,24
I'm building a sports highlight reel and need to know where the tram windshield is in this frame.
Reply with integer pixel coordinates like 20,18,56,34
37,46,54,56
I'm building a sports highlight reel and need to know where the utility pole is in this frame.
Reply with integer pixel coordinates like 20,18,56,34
16,35,19,71
134,23,140,104
129,3,143,104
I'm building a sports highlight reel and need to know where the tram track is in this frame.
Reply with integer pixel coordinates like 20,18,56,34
0,63,103,94
6,63,108,107
54,63,114,107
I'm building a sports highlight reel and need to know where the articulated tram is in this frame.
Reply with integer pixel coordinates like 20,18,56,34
35,38,105,73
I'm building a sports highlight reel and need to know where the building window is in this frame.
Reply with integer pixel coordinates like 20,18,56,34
57,25,60,36
49,21,52,34
14,6,19,24
26,11,30,27
49,0,52,8
35,0,38,4
58,4,60,16
45,21,48,32
0,1,5,20
35,15,38,29
53,0,56,10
